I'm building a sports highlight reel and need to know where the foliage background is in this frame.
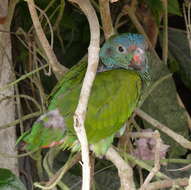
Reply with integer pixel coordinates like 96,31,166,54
0,0,191,189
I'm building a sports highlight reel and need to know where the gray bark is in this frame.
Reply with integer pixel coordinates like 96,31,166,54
0,0,18,175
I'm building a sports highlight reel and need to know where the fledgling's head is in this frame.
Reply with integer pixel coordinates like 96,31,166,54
99,33,150,80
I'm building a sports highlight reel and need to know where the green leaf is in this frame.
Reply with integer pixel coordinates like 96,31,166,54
145,0,181,19
167,53,180,73
141,52,189,158
145,0,163,23
168,0,182,16
0,168,27,190
168,28,191,90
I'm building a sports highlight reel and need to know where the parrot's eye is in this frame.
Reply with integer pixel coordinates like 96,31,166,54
117,45,126,53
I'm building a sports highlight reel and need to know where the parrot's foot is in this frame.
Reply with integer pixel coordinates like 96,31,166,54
36,109,66,131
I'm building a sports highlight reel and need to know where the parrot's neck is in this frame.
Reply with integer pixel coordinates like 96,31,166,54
97,64,115,73
97,63,151,85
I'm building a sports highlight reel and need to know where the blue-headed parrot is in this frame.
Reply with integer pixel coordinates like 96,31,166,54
21,33,150,155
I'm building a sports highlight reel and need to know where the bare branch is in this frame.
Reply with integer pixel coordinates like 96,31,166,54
146,178,189,190
105,147,136,190
68,0,100,189
34,152,81,189
123,4,160,59
98,0,114,39
26,0,68,79
135,108,191,150
123,3,153,49
161,0,168,65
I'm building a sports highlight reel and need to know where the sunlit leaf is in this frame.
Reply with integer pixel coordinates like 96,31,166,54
0,168,26,190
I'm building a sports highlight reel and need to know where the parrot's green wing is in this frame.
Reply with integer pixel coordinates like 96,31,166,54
48,61,87,102
56,69,141,143
23,61,87,151
23,69,142,154
22,33,148,155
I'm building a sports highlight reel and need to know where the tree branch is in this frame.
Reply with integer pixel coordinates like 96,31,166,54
26,0,68,79
123,3,159,59
68,0,100,189
98,0,114,39
161,0,168,65
146,178,189,190
135,108,191,150
105,147,136,190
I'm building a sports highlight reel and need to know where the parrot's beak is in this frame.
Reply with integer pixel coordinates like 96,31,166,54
128,48,146,72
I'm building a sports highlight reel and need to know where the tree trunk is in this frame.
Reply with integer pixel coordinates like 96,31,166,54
0,0,19,175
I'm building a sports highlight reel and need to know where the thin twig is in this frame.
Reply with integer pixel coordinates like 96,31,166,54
183,1,191,55
0,64,49,92
161,0,168,65
0,111,41,130
135,108,191,150
0,94,42,111
15,84,24,133
161,158,191,165
30,4,54,76
115,12,127,30
123,4,152,49
105,147,136,190
0,148,39,158
168,163,191,172
53,0,65,31
119,151,169,179
42,148,75,190
68,0,100,190
34,153,81,189
123,4,160,59
98,0,115,39
26,0,68,79
146,178,189,190
30,3,54,49
177,93,191,130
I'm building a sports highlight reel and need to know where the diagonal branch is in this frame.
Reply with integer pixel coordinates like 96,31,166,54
135,108,191,150
68,0,100,189
105,147,136,190
98,0,114,39
26,0,68,80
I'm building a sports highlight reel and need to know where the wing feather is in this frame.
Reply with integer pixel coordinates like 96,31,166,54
52,69,141,143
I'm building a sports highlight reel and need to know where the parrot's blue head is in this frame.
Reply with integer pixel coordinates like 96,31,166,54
100,33,150,80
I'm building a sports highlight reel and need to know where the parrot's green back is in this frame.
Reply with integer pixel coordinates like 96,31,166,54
50,69,141,143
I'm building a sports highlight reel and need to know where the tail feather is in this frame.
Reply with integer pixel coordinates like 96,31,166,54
21,109,67,151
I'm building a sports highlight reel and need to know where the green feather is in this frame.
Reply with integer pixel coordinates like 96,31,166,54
23,67,141,154
54,69,141,143
22,33,148,155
